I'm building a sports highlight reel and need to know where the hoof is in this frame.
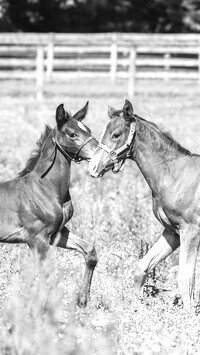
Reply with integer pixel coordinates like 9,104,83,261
173,294,183,308
77,294,88,308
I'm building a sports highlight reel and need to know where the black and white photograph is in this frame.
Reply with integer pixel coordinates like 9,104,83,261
0,1,200,354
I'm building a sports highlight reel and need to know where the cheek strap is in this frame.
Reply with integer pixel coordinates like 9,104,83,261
98,121,136,162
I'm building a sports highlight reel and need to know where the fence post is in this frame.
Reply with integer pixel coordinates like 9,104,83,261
46,32,54,80
164,52,170,81
128,46,136,99
110,33,117,82
36,46,44,101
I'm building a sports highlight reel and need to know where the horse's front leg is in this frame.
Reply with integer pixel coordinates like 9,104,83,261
134,228,180,298
51,226,98,307
27,229,50,260
178,225,200,310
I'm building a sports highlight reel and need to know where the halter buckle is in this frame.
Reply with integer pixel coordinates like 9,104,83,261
109,150,118,161
75,159,81,164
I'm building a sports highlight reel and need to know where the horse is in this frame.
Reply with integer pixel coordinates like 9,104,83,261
89,99,200,310
0,101,98,307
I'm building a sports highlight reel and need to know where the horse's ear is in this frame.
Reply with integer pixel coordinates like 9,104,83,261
56,104,69,129
123,99,134,120
73,101,89,121
108,106,116,119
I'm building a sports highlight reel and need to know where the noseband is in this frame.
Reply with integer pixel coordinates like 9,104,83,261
96,121,135,165
41,134,95,179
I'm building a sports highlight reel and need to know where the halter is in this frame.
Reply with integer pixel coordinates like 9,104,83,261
41,134,95,179
96,120,136,165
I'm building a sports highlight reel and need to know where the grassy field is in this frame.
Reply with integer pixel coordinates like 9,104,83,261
0,78,200,354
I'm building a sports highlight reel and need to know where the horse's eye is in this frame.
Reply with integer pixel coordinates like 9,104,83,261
112,132,121,139
70,133,76,138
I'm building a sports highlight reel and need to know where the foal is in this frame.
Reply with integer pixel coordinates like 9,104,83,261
0,102,98,307
89,99,200,310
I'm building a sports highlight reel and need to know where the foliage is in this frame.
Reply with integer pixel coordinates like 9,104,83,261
183,0,200,31
0,0,11,30
0,0,199,32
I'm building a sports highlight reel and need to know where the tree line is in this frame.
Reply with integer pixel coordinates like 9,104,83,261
0,0,199,33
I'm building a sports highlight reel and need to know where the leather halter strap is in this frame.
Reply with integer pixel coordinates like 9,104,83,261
97,121,135,163
53,136,95,163
41,135,95,179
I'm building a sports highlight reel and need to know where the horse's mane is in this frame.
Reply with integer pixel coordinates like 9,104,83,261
18,125,53,177
135,115,191,156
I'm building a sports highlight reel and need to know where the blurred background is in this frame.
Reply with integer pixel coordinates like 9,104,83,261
0,0,199,33
0,1,199,99
0,1,200,355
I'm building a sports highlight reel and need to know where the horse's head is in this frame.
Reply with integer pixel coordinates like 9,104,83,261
55,102,98,162
89,100,136,177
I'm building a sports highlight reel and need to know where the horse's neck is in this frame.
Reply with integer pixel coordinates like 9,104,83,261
131,120,188,195
35,136,71,203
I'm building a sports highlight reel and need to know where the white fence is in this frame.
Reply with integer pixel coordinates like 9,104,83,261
0,33,200,99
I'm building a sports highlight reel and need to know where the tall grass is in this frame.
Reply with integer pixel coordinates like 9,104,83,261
0,79,200,354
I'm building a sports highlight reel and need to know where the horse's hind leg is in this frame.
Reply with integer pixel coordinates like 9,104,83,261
178,225,200,310
51,226,98,307
134,228,180,298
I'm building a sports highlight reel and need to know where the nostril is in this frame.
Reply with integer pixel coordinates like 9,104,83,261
89,161,96,173
89,162,96,170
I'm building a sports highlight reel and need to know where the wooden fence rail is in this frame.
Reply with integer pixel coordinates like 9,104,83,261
0,33,200,99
